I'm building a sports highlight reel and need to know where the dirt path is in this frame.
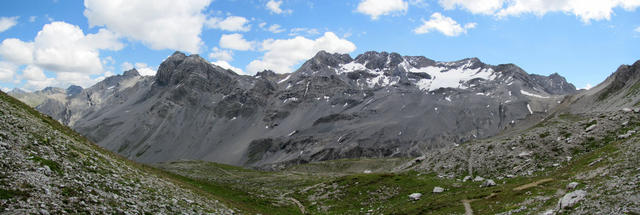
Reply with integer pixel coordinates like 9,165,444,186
513,178,553,191
461,199,474,215
287,197,306,214
461,192,497,215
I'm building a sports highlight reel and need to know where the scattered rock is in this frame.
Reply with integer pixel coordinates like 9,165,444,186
463,175,472,182
363,170,372,174
566,182,579,190
585,124,597,132
518,151,532,158
481,179,496,187
408,193,422,201
618,130,636,139
473,176,485,182
432,187,444,193
558,190,586,209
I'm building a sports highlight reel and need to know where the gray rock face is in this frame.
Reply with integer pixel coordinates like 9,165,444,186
21,51,576,168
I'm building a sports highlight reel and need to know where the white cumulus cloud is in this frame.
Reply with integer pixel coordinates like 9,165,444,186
0,16,19,33
414,13,476,36
266,0,292,14
208,47,233,62
212,60,244,75
0,21,123,89
246,32,356,74
21,65,56,90
635,26,640,33
0,62,16,82
268,24,285,33
356,0,409,20
219,33,255,51
84,0,211,53
134,63,156,76
121,62,156,76
206,16,251,32
438,0,640,23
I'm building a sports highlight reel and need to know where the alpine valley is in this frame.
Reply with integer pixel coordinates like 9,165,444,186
5,51,640,214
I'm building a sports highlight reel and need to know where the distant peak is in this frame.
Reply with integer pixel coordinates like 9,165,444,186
123,69,140,77
171,51,187,58
298,51,353,72
256,70,277,77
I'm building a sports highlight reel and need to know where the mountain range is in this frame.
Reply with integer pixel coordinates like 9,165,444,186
11,50,578,168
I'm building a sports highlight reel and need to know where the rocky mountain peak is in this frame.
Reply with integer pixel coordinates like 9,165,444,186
66,85,83,96
123,68,140,77
297,51,353,73
155,52,224,86
353,51,404,70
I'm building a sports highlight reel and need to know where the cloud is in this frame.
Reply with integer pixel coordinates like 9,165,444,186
206,16,251,32
356,0,409,20
21,65,55,90
413,12,476,36
439,0,505,15
635,26,640,33
268,24,285,33
84,0,211,53
438,0,640,23
0,62,16,82
581,83,593,90
0,39,34,65
0,21,123,89
0,17,19,33
29,16,36,23
208,47,233,61
134,63,156,76
219,33,255,51
266,0,292,14
212,60,244,74
121,62,156,76
246,32,356,74
121,62,133,71
288,28,320,36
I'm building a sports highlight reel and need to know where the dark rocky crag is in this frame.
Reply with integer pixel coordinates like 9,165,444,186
22,51,576,168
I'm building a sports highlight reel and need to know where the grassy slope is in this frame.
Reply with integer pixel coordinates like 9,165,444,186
0,91,233,212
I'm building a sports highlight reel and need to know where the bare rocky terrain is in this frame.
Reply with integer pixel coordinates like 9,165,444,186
0,91,233,214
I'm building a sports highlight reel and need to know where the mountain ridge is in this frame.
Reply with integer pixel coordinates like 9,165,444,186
12,50,577,168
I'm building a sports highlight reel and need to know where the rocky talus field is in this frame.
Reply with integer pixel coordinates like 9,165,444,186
0,91,233,214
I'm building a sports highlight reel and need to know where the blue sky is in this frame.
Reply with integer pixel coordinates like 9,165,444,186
0,0,639,91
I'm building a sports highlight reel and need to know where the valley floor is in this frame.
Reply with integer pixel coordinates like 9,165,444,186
157,111,640,215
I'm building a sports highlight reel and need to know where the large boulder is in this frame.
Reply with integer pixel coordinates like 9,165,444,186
558,190,586,209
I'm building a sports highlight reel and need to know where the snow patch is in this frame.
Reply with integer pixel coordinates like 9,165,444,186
520,90,549,99
527,104,533,114
277,75,291,84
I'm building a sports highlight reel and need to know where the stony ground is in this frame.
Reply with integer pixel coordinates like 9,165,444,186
0,92,234,214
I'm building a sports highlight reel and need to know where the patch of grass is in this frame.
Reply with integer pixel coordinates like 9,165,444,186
539,131,550,138
0,188,28,199
162,170,301,214
29,155,63,175
60,186,80,197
